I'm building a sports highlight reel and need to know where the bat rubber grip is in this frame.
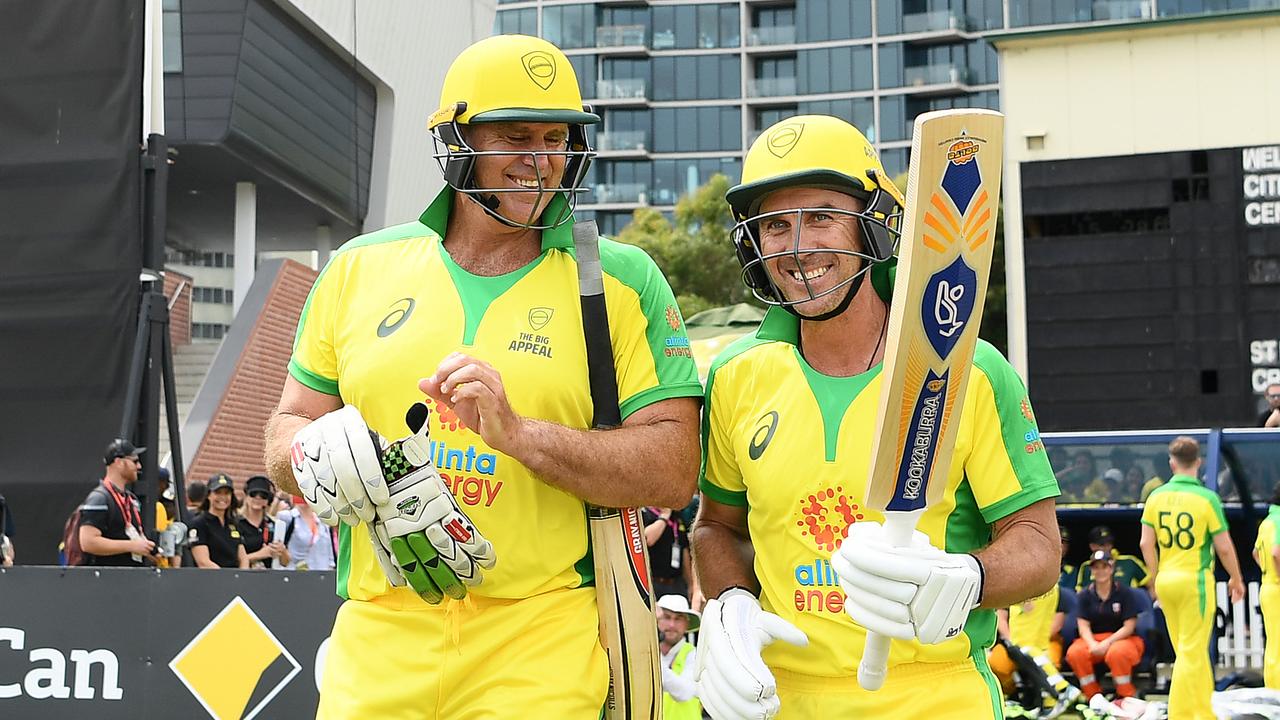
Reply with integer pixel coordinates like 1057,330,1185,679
856,511,922,691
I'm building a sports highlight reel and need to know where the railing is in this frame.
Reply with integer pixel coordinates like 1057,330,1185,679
1092,0,1152,19
594,78,647,100
595,130,647,152
596,24,647,48
902,10,969,33
904,64,971,86
591,183,647,204
747,25,796,46
651,30,675,50
746,76,798,97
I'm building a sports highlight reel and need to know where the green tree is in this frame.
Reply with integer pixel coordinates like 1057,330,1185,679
614,173,750,319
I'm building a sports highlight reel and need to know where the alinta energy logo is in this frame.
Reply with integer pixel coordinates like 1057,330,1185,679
425,399,505,508
792,486,864,615
170,597,301,720
521,50,557,91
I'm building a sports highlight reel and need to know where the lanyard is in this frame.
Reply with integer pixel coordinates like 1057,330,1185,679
102,480,141,532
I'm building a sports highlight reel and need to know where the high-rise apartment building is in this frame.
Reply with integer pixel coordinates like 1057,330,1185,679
494,0,1266,235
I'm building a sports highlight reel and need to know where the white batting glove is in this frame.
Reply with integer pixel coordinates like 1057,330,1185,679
695,589,808,720
831,521,983,644
371,402,496,604
290,405,389,526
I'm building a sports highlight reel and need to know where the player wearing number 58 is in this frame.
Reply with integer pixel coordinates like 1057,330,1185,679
263,34,702,719
691,114,1062,719
1139,436,1245,719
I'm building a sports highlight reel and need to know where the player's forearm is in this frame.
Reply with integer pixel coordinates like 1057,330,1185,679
509,416,698,508
973,499,1059,608
690,517,757,599
264,412,313,495
1214,534,1244,582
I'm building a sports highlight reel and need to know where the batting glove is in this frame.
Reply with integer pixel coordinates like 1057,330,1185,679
290,405,389,527
370,402,495,604
695,589,808,720
831,521,983,645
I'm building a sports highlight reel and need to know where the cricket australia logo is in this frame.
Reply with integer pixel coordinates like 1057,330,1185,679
922,258,977,360
528,307,553,331
521,51,557,90
766,122,805,158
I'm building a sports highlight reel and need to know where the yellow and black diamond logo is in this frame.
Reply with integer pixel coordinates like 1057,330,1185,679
170,597,301,720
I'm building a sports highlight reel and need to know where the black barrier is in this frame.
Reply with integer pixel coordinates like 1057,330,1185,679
0,567,341,719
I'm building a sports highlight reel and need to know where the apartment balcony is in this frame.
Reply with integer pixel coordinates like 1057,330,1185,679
1091,0,1152,20
901,11,971,43
902,64,973,96
590,182,648,205
746,76,798,98
590,78,648,105
651,30,675,50
746,25,796,47
596,24,648,54
595,130,647,155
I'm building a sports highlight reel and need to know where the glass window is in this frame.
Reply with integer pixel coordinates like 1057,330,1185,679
544,5,591,49
720,5,741,47
676,57,697,100
652,6,675,49
676,6,697,49
1220,431,1280,507
879,43,903,88
652,57,675,101
569,55,595,100
879,95,907,142
798,47,872,94
162,0,182,72
497,8,537,37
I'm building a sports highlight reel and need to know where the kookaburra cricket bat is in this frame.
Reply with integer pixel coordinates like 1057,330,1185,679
573,220,661,720
857,109,1005,691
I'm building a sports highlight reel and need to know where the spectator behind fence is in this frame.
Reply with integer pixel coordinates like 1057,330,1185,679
656,594,701,720
1075,525,1148,592
185,479,207,522
278,495,335,571
188,473,248,569
238,475,287,569
0,491,13,566
78,439,155,566
644,506,698,603
1066,551,1145,701
1258,382,1280,428
1140,436,1245,719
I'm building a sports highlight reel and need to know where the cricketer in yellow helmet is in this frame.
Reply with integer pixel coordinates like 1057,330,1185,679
691,115,1062,719
1140,436,1245,720
264,35,702,718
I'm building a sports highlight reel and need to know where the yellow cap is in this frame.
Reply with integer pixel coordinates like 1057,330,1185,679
429,35,599,128
727,114,902,219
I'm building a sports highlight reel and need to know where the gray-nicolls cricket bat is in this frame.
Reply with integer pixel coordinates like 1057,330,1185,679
857,109,1005,690
573,219,661,720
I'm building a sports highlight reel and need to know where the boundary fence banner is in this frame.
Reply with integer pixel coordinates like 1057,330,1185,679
0,567,342,719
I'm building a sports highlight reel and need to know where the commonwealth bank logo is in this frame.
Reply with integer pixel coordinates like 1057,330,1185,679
170,597,301,719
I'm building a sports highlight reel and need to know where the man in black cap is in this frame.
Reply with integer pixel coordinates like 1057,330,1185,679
1074,525,1149,591
77,439,155,566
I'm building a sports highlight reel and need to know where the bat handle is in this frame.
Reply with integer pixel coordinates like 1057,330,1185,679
857,510,922,691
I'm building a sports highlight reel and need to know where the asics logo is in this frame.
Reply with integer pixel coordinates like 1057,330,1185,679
377,298,415,337
748,411,779,460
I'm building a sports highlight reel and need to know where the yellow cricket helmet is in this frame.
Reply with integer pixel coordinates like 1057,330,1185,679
429,35,599,229
726,115,904,316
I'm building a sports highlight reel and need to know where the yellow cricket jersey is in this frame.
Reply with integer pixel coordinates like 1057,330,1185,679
1256,505,1280,586
290,189,702,602
699,304,1060,678
1140,474,1227,578
1009,584,1059,654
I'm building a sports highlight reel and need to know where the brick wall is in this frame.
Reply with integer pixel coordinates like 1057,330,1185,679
164,269,193,347
187,260,317,490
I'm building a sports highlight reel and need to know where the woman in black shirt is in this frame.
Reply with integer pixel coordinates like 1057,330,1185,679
237,475,287,569
189,473,248,569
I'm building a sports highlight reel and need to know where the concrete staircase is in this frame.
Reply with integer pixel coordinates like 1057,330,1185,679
157,340,222,465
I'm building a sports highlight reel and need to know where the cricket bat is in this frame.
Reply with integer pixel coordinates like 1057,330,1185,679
573,220,661,720
857,109,1005,691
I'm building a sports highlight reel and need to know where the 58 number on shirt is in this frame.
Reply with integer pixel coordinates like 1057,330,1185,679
1156,510,1196,550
